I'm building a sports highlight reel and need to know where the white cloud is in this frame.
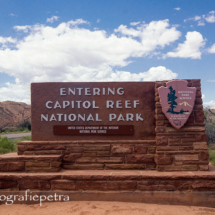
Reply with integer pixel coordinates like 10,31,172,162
97,19,100,23
115,19,181,55
14,25,32,33
68,19,89,26
174,7,180,11
197,21,205,26
0,82,30,104
184,15,206,26
184,16,201,22
165,31,205,59
134,66,178,81
9,13,16,17
208,43,215,53
0,19,180,103
0,36,17,44
46,16,59,23
202,94,205,99
185,11,215,26
205,11,215,23
130,21,141,26
193,16,201,21
208,79,215,82
204,100,215,108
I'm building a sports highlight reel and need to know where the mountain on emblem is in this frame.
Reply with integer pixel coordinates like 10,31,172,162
158,80,196,129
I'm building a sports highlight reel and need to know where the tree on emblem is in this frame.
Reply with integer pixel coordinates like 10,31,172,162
167,86,178,113
166,86,189,114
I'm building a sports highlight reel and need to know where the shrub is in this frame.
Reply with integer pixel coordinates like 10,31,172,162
0,135,31,154
205,120,215,143
0,121,31,134
209,149,215,166
4,128,14,133
19,121,31,131
0,136,16,154
204,108,215,144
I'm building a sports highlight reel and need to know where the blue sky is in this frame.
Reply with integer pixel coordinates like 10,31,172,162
0,0,214,106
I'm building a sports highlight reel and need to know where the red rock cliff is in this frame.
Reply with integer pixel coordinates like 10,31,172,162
0,101,31,129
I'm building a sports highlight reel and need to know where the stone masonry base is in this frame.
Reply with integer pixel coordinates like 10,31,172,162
0,165,215,207
17,140,156,171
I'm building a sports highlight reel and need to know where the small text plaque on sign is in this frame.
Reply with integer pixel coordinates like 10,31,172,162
53,125,134,135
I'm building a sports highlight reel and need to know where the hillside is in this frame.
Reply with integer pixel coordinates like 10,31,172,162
204,108,215,122
0,101,31,130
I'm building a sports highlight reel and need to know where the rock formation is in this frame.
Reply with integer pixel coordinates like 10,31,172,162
0,101,31,130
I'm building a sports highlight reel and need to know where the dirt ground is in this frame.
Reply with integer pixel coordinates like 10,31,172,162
1,201,215,215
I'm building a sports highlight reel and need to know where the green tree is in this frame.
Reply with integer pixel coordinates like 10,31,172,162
167,86,178,113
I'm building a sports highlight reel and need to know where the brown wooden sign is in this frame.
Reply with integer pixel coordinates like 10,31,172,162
53,125,134,135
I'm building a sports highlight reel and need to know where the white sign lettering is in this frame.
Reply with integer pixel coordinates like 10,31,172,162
41,86,144,122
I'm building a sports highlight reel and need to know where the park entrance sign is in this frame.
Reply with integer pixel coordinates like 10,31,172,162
0,79,212,208
31,82,155,141
27,79,209,172
0,79,210,207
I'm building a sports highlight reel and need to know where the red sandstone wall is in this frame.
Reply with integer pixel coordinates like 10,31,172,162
18,140,156,171
155,79,209,171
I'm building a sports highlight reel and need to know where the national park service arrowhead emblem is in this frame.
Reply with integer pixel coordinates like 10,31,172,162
158,80,196,129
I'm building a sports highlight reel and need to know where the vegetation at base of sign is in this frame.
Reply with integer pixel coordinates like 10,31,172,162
13,135,31,144
209,148,215,166
204,107,215,144
206,121,215,143
0,136,31,154
0,136,16,154
0,121,31,134
204,108,215,165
